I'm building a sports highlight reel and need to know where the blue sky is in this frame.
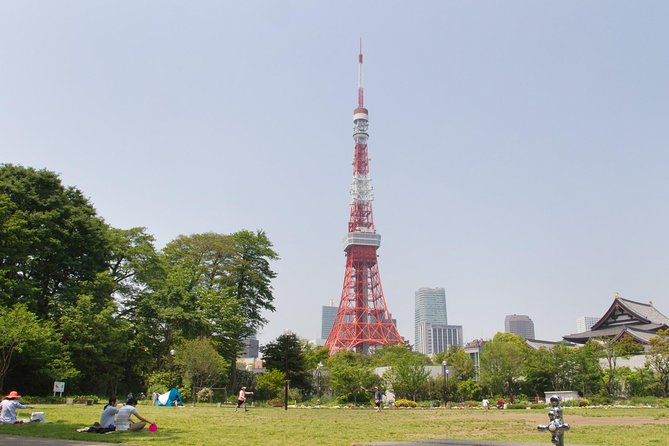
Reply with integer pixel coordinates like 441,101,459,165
2,1,668,347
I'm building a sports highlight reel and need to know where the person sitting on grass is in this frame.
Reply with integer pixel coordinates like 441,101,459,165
116,396,155,432
0,391,34,424
77,395,120,433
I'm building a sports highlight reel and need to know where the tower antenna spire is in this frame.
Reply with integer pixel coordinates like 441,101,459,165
357,38,364,108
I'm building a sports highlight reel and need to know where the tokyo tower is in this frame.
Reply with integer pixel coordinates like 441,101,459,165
325,44,403,355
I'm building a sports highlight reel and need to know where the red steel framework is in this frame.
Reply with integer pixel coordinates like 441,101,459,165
325,43,403,355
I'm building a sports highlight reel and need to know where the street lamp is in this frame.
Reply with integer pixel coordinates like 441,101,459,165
442,361,448,405
316,362,323,405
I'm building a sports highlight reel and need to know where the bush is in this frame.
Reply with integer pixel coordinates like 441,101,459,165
196,387,214,403
506,403,528,409
530,403,546,409
395,399,417,408
589,394,613,405
335,391,369,405
19,396,65,404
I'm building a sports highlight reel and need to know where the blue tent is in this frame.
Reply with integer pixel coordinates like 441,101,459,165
157,388,183,406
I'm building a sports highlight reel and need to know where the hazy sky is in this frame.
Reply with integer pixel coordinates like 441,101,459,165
2,1,669,347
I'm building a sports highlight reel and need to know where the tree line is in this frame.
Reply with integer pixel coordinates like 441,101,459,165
0,164,278,397
254,331,669,405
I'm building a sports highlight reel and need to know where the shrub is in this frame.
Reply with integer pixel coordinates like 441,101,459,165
335,391,369,405
530,403,546,409
395,399,417,408
506,403,528,410
589,394,613,405
19,396,65,404
196,387,214,403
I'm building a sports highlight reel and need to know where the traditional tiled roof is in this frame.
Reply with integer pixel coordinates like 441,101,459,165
563,295,669,344
526,339,576,350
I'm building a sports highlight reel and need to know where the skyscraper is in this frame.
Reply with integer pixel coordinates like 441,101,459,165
415,287,462,355
415,287,448,343
321,304,338,340
504,314,535,340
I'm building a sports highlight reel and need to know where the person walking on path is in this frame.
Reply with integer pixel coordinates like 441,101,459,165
0,391,34,424
235,387,253,412
362,386,383,413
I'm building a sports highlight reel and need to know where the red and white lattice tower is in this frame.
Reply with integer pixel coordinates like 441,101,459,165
325,44,403,355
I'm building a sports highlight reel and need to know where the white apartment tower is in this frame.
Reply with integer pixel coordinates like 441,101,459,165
576,316,598,333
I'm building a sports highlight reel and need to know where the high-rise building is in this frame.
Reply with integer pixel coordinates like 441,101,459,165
416,322,463,355
504,314,535,340
415,287,448,344
415,287,461,355
576,316,598,333
240,335,259,359
321,305,338,340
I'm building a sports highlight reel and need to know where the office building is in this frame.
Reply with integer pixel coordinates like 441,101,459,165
416,322,463,355
576,316,598,333
504,314,535,340
240,335,259,359
321,305,338,340
415,287,448,348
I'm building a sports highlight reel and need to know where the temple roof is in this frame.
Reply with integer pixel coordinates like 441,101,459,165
563,295,669,344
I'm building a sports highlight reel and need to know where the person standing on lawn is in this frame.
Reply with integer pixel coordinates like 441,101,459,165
235,387,253,412
361,386,383,413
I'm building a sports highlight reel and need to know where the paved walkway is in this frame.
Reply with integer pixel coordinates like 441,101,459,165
354,440,592,446
0,434,138,446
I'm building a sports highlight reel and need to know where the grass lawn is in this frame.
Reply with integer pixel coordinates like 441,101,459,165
0,404,667,445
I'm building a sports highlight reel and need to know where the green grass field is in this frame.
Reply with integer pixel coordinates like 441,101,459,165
0,404,667,445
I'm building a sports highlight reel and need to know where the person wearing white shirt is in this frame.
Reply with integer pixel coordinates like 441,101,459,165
0,390,33,424
115,397,154,432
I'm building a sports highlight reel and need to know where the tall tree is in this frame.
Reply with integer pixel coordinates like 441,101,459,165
647,328,669,397
173,337,228,390
383,354,430,401
592,336,643,397
480,332,528,402
0,165,110,319
58,295,129,394
326,350,378,403
225,230,279,332
0,304,77,392
261,333,310,390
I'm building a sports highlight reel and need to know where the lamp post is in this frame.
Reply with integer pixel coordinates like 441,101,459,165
442,361,448,405
316,362,323,405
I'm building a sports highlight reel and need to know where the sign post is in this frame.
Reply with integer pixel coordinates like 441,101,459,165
53,381,65,397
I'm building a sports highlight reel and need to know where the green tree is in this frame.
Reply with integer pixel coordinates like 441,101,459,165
327,350,378,403
647,328,669,396
480,332,528,402
256,369,286,400
0,165,110,319
261,333,310,390
0,304,77,392
448,347,476,381
58,295,129,394
592,336,643,397
173,337,228,389
371,344,429,368
383,355,430,401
